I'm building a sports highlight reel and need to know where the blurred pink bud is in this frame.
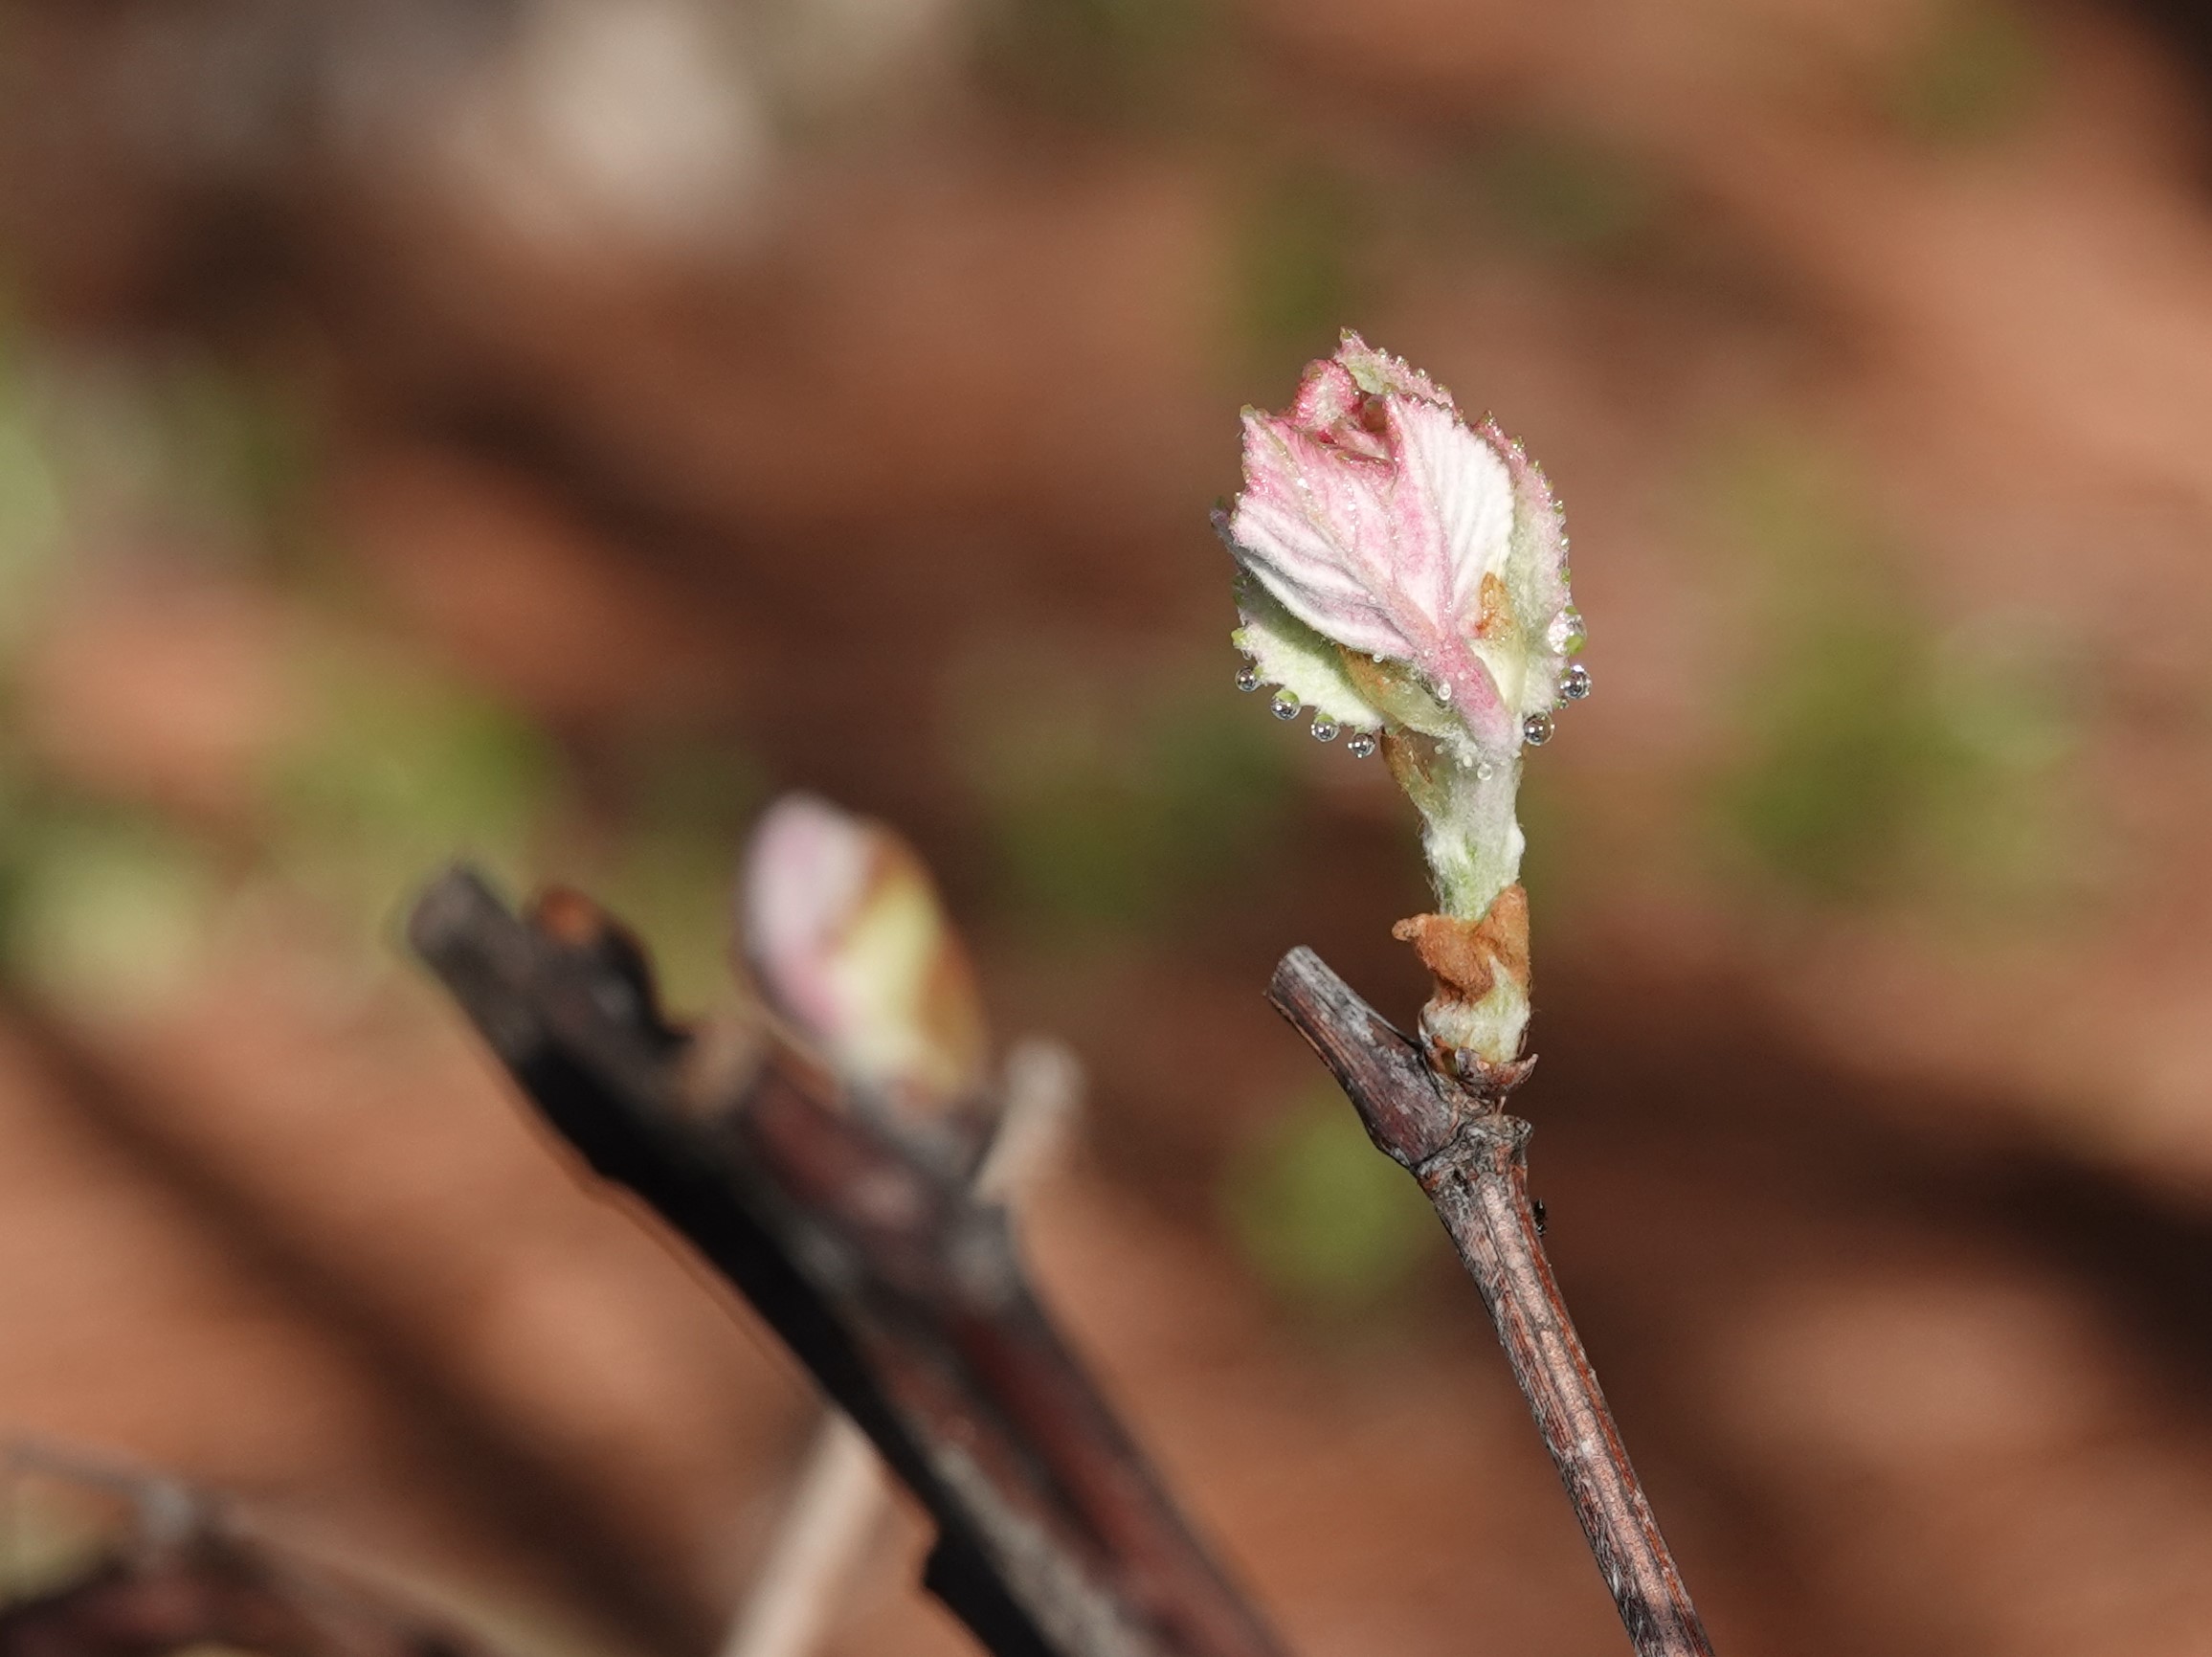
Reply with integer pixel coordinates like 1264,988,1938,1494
741,794,988,1113
1224,332,1579,755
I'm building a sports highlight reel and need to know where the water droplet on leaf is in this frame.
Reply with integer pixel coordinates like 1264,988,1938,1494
1560,662,1592,701
1345,731,1378,759
1272,691,1302,721
1236,663,1261,693
1523,712,1553,747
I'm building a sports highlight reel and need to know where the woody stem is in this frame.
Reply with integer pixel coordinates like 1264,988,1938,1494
1266,947,1715,1657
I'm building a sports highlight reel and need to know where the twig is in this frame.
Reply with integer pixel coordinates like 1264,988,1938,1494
721,1039,1084,1657
410,867,1286,1657
1266,947,1715,1657
720,1417,883,1657
973,1040,1083,1206
0,994,706,1649
0,1444,502,1657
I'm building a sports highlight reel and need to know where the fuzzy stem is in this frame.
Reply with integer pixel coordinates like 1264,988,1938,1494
1382,731,1533,1066
1382,733,1526,922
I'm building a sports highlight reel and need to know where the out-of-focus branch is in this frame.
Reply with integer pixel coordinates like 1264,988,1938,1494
720,1416,882,1657
0,1447,500,1657
409,866,1285,1657
0,997,710,1651
721,1038,1084,1657
1266,947,1715,1657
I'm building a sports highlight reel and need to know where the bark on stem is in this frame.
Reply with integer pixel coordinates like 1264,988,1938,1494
0,1445,507,1657
411,866,1287,1657
1266,947,1714,1657
720,1041,1084,1657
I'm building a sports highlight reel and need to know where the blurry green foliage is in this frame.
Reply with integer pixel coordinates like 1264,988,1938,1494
23,347,318,571
0,325,67,659
1464,126,1667,263
159,359,319,560
0,320,757,1015
1890,0,2046,145
1724,598,1951,898
265,647,561,934
0,315,728,1023
0,325,221,1019
0,1460,147,1605
0,797,222,1020
1221,1083,1438,1315
1917,619,2079,905
1710,439,2077,906
0,613,760,1019
592,734,765,1011
965,661,1291,936
976,0,1217,126
1232,165,1368,372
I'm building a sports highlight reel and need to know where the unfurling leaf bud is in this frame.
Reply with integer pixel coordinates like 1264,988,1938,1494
740,793,989,1115
1217,332,1583,1081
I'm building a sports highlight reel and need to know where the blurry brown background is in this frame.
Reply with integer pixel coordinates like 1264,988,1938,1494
2,0,2212,1651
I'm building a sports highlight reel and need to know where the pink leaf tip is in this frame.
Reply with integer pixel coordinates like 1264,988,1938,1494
740,793,988,1113
1223,331,1580,757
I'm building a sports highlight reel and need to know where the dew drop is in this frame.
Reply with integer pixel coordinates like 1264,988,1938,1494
1523,712,1554,747
1475,760,1495,781
1433,680,1455,705
1235,663,1261,693
1346,731,1379,759
1272,691,1302,721
1550,608,1587,655
1560,662,1592,701
1310,716,1339,743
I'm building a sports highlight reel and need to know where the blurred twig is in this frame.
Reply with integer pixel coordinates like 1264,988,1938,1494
410,866,1285,1657
0,1444,499,1657
1267,947,1715,1657
0,992,710,1650
721,1039,1083,1657
719,1417,881,1657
